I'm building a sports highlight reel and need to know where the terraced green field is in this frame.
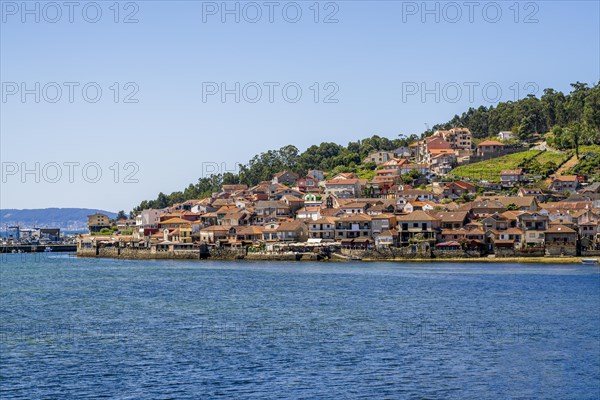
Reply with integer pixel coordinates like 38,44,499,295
451,149,574,182
535,151,571,165
450,150,541,182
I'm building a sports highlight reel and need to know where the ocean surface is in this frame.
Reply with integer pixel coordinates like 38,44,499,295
1,254,599,399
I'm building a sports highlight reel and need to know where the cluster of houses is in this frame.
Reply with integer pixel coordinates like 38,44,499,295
83,129,599,256
368,129,521,186
86,184,600,258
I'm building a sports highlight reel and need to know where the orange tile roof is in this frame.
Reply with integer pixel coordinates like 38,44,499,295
477,140,505,147
337,213,372,221
326,178,359,185
312,217,337,224
397,210,439,222
553,175,577,182
159,217,192,225
545,225,577,234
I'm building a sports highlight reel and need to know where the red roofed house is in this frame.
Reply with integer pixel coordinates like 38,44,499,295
272,171,300,185
550,175,579,193
544,224,578,256
335,213,372,240
477,140,505,157
364,151,395,165
276,220,309,242
414,136,454,165
435,128,472,151
500,169,524,188
396,210,440,247
158,217,193,243
324,178,362,198
308,217,337,241
222,184,248,194
399,163,431,176
297,175,319,192
429,151,456,175
432,181,476,199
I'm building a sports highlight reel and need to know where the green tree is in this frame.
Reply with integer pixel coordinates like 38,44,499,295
403,170,422,185
566,122,583,159
131,82,600,213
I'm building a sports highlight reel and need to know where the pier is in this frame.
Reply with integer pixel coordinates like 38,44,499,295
0,244,77,253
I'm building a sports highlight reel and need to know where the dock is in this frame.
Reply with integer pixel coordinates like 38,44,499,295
0,244,77,253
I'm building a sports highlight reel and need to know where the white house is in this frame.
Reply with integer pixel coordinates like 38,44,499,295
296,206,321,221
498,131,514,141
135,209,164,237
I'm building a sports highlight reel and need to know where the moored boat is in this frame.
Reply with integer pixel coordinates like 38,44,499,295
581,258,598,265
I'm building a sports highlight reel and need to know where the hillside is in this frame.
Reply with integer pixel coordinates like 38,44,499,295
132,82,599,213
0,208,117,231
449,150,571,183
427,82,599,139
566,145,600,181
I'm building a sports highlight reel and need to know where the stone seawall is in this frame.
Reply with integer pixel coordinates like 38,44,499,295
581,250,600,256
77,247,322,261
348,248,483,260
495,248,546,258
77,246,591,263
78,247,243,260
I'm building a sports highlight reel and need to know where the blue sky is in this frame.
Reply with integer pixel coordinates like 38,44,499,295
1,0,599,212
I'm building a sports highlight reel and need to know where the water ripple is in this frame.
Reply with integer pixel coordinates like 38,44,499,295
1,256,599,399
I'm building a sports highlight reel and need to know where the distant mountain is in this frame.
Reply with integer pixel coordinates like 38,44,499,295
0,208,117,231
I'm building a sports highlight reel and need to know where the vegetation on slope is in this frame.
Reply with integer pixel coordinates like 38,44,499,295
134,136,413,211
535,151,570,165
566,145,600,182
428,82,600,141
450,151,541,182
133,82,599,213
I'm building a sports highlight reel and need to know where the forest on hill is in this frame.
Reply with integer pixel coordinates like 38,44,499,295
133,82,600,213
427,82,599,141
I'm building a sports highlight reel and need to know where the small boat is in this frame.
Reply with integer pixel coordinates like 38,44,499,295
581,258,598,265
44,247,53,252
